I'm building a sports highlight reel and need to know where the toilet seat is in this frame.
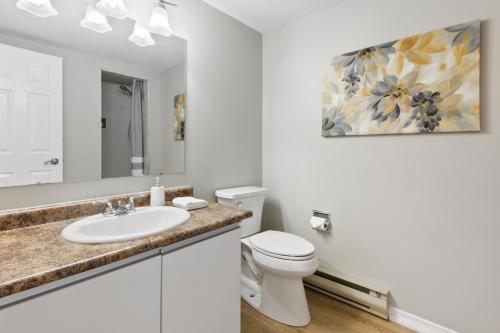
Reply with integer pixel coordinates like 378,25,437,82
252,247,316,261
248,231,316,261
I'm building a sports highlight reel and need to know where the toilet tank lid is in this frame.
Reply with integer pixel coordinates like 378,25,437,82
215,186,267,199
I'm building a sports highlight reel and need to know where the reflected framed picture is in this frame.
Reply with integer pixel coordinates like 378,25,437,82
174,93,185,141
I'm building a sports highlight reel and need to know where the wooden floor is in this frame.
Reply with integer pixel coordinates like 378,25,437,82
241,289,415,333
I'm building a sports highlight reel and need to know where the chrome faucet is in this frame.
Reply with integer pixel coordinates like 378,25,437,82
114,200,130,215
94,198,116,216
94,194,144,216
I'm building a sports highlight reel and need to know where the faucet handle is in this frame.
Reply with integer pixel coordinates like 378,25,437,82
93,198,115,216
128,194,145,211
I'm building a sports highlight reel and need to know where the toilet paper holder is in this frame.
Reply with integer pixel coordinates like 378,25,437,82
311,209,332,231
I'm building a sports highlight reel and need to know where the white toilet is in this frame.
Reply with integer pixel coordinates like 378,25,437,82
215,186,319,327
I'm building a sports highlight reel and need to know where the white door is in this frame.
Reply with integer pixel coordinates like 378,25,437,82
0,43,62,187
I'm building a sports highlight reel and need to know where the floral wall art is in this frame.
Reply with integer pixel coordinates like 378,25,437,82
322,20,480,136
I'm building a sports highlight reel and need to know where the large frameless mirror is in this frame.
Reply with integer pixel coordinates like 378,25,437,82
0,0,186,188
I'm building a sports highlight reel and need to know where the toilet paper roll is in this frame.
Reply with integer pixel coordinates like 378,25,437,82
310,216,327,230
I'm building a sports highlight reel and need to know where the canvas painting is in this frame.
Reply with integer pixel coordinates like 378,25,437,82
322,20,480,137
174,93,185,141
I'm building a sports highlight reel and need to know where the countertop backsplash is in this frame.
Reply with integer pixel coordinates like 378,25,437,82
0,186,193,232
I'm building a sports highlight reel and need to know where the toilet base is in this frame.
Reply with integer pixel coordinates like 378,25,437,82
241,275,262,309
242,272,311,327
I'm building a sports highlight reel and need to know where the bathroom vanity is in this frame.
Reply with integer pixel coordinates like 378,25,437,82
0,4,247,331
0,2,247,332
0,187,250,333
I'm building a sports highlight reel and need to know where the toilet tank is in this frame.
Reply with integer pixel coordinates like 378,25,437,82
215,186,267,238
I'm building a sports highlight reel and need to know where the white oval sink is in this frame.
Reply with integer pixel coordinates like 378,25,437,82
62,206,190,244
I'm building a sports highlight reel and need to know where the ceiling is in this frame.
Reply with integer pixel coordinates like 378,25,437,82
0,0,186,72
202,0,345,33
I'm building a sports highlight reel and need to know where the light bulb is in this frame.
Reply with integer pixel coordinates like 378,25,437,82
129,22,155,47
16,0,58,18
96,0,128,20
148,6,173,37
81,4,112,34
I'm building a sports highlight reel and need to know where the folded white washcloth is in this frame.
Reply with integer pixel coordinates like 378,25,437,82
172,196,208,210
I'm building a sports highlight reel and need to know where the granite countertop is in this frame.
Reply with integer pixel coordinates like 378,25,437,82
0,202,251,300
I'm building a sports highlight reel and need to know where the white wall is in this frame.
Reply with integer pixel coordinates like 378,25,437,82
0,0,262,209
262,1,499,332
160,65,186,174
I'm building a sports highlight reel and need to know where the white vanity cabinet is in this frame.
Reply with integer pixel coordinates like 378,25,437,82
162,228,241,333
0,228,241,333
0,256,162,333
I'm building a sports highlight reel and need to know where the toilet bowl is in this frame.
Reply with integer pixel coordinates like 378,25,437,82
242,231,319,326
215,186,319,327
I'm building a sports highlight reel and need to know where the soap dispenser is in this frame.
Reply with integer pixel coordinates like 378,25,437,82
150,177,165,206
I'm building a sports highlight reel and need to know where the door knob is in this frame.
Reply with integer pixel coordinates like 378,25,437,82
44,158,59,165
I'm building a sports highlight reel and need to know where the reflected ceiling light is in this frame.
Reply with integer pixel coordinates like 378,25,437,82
148,1,173,37
128,22,155,47
16,0,58,18
96,0,128,20
81,3,112,34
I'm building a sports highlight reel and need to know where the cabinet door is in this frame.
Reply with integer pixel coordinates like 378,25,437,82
162,228,241,333
0,256,161,333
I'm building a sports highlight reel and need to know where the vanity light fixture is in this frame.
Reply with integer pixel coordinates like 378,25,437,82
16,0,58,18
96,0,128,20
128,22,155,47
148,0,176,37
81,3,112,34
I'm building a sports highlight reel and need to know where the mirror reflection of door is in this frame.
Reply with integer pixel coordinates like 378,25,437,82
0,43,63,187
101,71,147,179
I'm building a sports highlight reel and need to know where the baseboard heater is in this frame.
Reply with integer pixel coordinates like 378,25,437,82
304,268,389,319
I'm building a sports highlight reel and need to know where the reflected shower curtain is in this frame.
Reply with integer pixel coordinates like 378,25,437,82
130,80,145,176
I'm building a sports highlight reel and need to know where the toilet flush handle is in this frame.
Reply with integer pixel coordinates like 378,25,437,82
235,201,243,208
